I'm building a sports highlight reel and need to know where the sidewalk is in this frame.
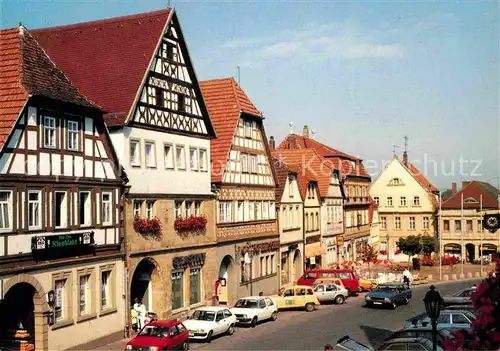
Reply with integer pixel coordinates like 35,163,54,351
416,262,495,281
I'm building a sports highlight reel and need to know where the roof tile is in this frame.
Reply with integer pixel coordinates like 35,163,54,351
442,181,500,209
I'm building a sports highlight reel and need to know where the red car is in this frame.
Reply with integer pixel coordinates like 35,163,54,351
126,320,189,351
297,269,360,295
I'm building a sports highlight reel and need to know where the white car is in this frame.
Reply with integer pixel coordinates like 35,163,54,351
230,296,278,327
183,306,236,343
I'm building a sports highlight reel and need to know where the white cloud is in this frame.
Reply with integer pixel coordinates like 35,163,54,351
220,20,405,67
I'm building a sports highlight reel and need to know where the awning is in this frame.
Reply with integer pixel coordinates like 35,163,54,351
480,244,497,250
305,242,324,258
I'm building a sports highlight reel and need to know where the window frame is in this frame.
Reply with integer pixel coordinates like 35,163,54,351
54,190,68,229
189,267,202,306
43,116,57,148
174,200,183,218
144,141,157,168
413,196,420,206
241,153,248,173
27,190,42,230
101,191,113,226
244,120,252,138
400,196,407,207
100,269,112,310
171,270,185,311
133,200,143,217
78,191,92,227
67,120,80,151
164,143,174,169
409,216,416,230
380,216,387,230
129,139,141,167
199,148,208,172
175,145,186,170
386,197,393,207
189,147,199,172
79,274,90,316
394,216,401,229
146,200,154,220
423,216,430,230
0,190,13,232
54,278,67,322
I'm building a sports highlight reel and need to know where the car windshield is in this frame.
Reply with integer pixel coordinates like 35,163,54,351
138,325,169,337
234,299,258,308
191,310,216,321
375,285,398,292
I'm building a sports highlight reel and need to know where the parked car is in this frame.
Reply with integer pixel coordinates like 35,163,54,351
313,277,345,289
442,305,475,313
229,296,278,327
297,269,360,295
365,283,412,309
271,285,320,312
442,287,475,307
126,320,189,351
335,335,372,351
403,310,476,329
378,338,444,351
183,307,237,343
385,326,454,348
358,278,375,292
313,282,348,304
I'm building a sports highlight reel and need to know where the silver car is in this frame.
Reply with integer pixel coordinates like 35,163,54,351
442,287,475,307
313,283,348,304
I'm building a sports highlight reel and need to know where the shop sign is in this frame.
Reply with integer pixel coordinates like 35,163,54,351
288,244,298,251
336,236,344,246
306,235,320,244
31,232,95,260
172,253,206,269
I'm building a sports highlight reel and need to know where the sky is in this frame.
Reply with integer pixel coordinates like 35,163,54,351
2,0,499,189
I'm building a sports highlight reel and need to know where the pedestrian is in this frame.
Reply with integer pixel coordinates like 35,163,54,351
130,307,138,332
403,268,411,288
133,298,147,330
324,344,334,351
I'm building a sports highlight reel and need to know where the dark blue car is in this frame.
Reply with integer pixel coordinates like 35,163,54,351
365,282,412,309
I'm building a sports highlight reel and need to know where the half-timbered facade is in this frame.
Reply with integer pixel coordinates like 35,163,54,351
271,153,304,287
34,9,218,325
0,27,126,351
200,78,279,304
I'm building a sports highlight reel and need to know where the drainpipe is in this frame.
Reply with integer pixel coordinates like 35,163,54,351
122,185,131,338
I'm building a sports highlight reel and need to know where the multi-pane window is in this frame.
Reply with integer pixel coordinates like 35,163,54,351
146,201,154,220
101,271,111,309
79,275,89,315
455,220,461,232
67,120,79,151
189,268,201,305
244,121,252,138
155,88,164,107
0,191,11,230
194,201,201,216
380,216,387,230
177,94,185,113
145,142,156,168
466,220,473,232
28,191,41,229
164,144,174,169
394,216,401,229
409,216,416,230
185,201,193,217
174,200,183,218
374,197,379,205
256,201,262,220
79,192,91,226
219,202,232,223
133,200,142,217
248,202,255,221
386,197,393,207
270,202,276,219
171,271,184,310
413,196,420,206
199,149,207,172
102,192,112,225
189,148,198,171
236,201,244,222
43,116,56,148
250,155,257,173
400,197,407,207
423,217,430,230
176,145,185,170
241,153,248,173
443,220,450,232
130,140,141,166
54,279,66,322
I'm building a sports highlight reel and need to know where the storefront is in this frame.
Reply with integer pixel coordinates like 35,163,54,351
305,241,324,270
280,243,304,286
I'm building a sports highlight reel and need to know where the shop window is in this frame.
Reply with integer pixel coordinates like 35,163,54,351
189,268,201,305
172,271,184,310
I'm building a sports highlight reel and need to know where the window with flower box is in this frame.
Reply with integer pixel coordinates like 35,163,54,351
185,201,193,217
195,201,201,216
174,200,183,218
133,200,142,217
146,201,154,220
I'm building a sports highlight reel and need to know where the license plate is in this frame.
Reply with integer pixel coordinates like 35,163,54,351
373,302,382,305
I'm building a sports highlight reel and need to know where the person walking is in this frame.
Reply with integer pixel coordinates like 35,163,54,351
403,269,412,288
133,298,147,331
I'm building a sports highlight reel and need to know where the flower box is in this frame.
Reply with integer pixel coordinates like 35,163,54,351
174,215,207,232
133,216,162,235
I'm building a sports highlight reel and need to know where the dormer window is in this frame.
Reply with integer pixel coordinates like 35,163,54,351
389,177,404,186
464,197,478,203
288,175,295,197
244,120,252,138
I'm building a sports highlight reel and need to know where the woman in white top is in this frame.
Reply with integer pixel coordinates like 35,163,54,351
133,298,147,330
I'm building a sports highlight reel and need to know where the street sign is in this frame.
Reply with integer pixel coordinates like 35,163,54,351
336,236,344,246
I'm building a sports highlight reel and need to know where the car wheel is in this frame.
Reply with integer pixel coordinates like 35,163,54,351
250,316,258,328
365,302,372,308
206,331,213,343
305,303,315,312
404,297,409,305
271,311,278,321
358,286,364,293
346,288,352,296
227,324,235,335
335,295,345,305
391,301,397,309
182,341,189,351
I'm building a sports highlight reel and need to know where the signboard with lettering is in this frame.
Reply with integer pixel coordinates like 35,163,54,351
336,236,344,246
31,232,95,260
172,253,206,270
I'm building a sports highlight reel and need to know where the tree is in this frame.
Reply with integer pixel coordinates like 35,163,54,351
358,243,378,275
396,235,422,268
445,254,500,350
420,234,437,255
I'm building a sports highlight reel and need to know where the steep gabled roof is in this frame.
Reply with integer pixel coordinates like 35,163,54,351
0,26,99,149
442,181,500,209
32,9,173,125
271,156,297,202
200,77,261,182
407,163,438,193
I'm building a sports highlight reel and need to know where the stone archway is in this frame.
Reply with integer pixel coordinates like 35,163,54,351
1,274,49,351
466,243,475,263
130,257,162,314
218,255,236,305
292,249,303,283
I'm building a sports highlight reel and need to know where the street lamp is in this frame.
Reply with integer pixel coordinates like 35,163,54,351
423,285,444,351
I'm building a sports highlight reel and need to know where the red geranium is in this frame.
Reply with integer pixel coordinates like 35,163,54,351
133,216,162,235
174,215,207,232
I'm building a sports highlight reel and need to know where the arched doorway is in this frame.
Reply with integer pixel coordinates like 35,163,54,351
466,243,475,263
347,244,352,260
218,255,235,305
131,258,159,312
444,243,461,256
480,243,497,257
292,249,303,283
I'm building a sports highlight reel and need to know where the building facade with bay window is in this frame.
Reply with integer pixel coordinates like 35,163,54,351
0,27,127,350
200,78,280,305
33,9,218,323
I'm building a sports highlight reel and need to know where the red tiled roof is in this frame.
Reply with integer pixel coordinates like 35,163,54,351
0,27,98,149
271,156,297,202
442,181,500,209
407,163,438,193
200,78,261,182
32,9,173,125
277,134,371,178
272,149,334,199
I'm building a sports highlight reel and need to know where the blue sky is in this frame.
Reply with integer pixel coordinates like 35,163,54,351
2,0,498,189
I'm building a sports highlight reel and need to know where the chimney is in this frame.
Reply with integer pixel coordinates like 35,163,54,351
452,182,457,195
303,125,309,138
462,181,471,189
269,136,275,151
403,151,408,167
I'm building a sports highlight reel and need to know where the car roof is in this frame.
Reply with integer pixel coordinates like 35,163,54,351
148,320,181,327
379,282,404,286
236,296,266,300
193,306,229,312
384,337,428,343
286,285,314,289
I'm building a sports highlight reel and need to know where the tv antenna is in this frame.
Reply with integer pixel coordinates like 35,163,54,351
392,144,399,157
237,66,241,86
289,122,294,134
311,129,316,139
403,135,408,153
